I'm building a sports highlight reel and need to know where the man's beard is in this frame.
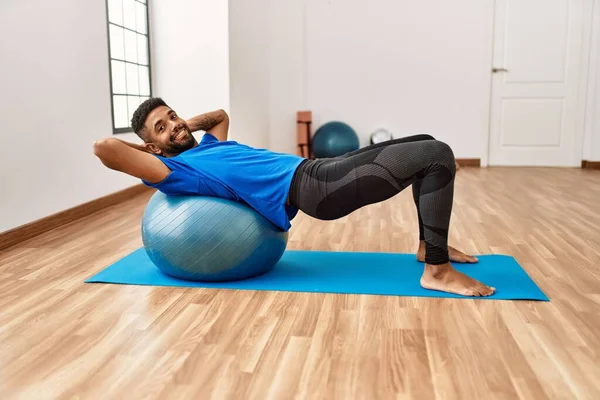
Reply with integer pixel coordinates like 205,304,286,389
165,132,195,154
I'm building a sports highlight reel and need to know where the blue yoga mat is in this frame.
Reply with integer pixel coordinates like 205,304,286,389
85,248,548,301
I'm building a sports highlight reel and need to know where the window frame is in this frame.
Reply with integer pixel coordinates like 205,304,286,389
105,0,153,134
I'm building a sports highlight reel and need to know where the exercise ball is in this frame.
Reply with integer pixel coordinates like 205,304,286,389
312,121,360,158
141,192,288,282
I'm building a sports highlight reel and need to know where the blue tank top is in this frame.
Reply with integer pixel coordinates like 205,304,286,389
141,133,305,231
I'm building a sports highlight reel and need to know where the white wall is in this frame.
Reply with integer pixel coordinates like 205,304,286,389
150,0,230,138
267,0,307,153
593,66,600,161
229,0,306,153
0,0,140,233
304,0,494,158
228,0,270,148
583,0,600,161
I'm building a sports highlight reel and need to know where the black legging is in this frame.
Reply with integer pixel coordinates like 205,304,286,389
288,134,456,265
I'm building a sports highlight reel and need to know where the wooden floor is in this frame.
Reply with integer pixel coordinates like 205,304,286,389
1,167,600,399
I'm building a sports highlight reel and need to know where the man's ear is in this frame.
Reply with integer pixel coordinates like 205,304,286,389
145,142,163,156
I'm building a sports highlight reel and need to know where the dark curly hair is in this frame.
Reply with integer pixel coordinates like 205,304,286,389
131,97,170,141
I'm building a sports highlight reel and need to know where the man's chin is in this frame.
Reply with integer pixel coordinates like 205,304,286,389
170,138,195,153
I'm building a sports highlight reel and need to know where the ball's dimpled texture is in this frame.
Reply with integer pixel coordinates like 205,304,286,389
141,192,288,282
312,121,360,158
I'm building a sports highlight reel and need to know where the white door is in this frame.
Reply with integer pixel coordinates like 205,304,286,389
488,0,589,166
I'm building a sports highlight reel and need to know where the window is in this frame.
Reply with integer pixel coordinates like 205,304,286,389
106,0,152,133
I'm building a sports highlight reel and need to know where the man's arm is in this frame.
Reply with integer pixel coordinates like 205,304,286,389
187,109,229,141
93,138,170,183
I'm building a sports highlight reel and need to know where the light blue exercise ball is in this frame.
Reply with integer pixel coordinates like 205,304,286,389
312,121,360,158
141,192,288,282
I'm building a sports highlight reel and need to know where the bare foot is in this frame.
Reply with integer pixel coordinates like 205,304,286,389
420,263,495,297
416,241,478,264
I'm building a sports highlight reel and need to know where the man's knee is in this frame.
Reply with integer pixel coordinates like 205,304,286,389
429,141,456,171
420,134,436,141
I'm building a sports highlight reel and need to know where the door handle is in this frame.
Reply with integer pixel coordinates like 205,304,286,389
492,67,509,73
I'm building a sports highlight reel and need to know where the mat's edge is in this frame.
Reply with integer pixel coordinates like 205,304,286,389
84,278,549,301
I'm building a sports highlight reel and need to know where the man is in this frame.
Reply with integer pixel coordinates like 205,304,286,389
94,98,495,297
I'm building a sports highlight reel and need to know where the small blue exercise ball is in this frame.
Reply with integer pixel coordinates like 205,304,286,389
312,121,360,158
141,192,288,282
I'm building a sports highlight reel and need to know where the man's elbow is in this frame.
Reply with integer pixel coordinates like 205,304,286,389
93,139,119,167
219,109,229,120
94,139,110,157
